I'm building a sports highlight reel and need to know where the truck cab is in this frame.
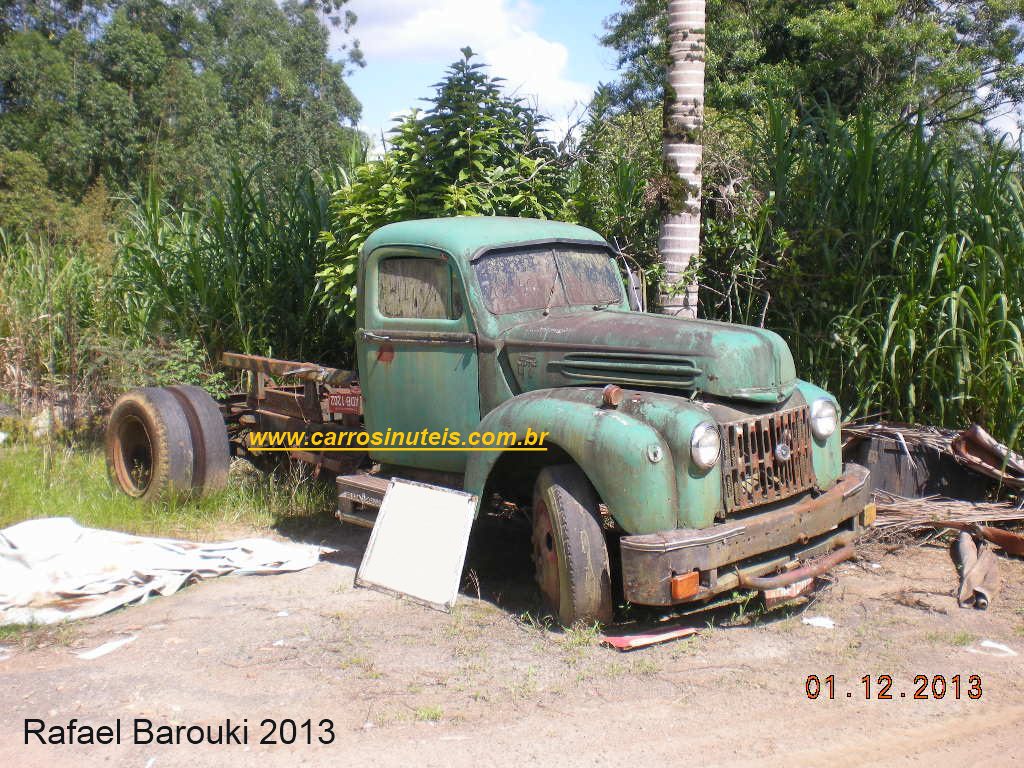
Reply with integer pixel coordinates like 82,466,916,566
353,217,871,624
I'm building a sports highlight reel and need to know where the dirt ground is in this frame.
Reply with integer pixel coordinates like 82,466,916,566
2,514,1023,768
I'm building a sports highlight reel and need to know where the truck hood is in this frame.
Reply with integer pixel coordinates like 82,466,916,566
499,309,797,404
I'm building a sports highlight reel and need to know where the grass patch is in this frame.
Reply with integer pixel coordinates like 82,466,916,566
414,706,443,723
0,623,33,642
559,621,601,651
924,630,976,647
0,622,78,649
508,665,540,700
629,657,661,677
0,443,332,539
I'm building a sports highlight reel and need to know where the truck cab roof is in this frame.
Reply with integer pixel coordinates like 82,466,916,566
361,216,610,262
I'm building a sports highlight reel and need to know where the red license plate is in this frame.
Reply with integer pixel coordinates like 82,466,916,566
328,389,362,414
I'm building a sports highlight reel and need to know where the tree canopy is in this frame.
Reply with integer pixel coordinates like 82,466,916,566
319,49,571,317
0,0,365,203
601,0,1024,123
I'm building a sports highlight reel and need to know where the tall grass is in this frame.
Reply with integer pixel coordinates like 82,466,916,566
703,102,1024,448
117,166,352,366
0,444,332,539
0,166,348,422
0,234,111,420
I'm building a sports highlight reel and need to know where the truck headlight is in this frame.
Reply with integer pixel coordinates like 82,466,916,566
690,422,721,470
810,398,838,439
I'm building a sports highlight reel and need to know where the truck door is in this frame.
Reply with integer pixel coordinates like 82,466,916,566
357,247,480,472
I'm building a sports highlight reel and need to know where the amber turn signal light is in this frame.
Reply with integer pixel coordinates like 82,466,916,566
861,502,877,527
670,570,701,601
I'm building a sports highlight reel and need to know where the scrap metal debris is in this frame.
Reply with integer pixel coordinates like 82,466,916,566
843,423,989,499
952,532,1000,610
846,421,1024,497
951,424,1024,489
0,517,326,625
600,625,698,651
865,491,1023,611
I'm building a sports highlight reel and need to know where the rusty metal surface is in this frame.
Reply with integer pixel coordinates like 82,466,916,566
929,520,1024,557
258,387,322,422
336,473,389,510
738,544,855,590
974,525,1024,556
951,423,1024,489
721,404,814,513
221,352,354,386
619,463,869,605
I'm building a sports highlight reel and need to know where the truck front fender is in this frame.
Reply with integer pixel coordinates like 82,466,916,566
464,388,680,534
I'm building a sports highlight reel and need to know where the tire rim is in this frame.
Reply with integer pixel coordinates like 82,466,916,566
112,414,153,496
531,498,561,614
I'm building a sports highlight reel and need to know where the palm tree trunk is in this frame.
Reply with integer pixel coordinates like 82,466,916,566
659,0,705,317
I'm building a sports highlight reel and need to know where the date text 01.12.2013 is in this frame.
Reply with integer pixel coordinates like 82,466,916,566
805,674,982,700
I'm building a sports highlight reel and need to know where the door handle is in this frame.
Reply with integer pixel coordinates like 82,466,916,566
360,330,391,343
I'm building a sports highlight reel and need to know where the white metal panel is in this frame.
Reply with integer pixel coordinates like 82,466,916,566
355,479,477,611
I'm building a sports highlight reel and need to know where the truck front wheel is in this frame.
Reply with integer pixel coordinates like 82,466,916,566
531,465,613,626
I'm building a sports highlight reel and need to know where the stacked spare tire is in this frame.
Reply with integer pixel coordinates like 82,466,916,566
105,386,230,502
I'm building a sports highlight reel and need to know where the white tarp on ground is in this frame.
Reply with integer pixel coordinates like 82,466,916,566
0,517,324,625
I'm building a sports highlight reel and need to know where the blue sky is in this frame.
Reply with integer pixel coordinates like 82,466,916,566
335,0,625,147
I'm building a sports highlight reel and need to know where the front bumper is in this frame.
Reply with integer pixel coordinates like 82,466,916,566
619,464,872,606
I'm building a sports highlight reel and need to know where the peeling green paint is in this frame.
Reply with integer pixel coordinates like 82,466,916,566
355,216,845,535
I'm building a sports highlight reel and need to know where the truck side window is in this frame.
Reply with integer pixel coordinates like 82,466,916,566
378,256,461,320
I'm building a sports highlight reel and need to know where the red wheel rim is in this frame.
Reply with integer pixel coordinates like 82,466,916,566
532,498,560,613
112,413,153,497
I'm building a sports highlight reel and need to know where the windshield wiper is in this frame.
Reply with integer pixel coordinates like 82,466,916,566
592,298,618,310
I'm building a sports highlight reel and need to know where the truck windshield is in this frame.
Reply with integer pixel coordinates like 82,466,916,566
473,245,624,315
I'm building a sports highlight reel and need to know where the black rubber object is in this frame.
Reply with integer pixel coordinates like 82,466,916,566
106,387,194,502
532,464,614,626
166,384,231,497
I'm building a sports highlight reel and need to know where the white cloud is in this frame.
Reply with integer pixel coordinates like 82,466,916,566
986,108,1022,145
342,0,592,132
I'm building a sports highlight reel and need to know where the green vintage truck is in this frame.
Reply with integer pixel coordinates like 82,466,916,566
106,216,872,625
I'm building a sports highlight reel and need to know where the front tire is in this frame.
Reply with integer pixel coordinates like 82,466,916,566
531,465,613,626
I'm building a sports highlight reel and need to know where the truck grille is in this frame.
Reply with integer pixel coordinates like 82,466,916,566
721,405,814,514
